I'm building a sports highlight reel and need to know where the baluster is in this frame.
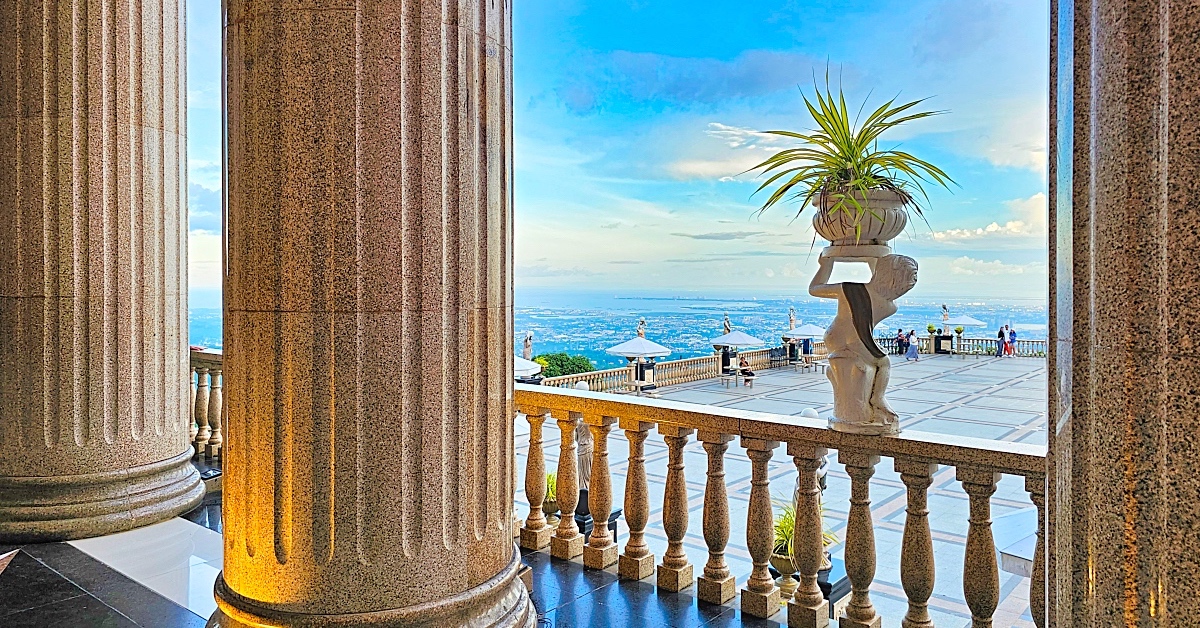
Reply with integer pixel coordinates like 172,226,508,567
787,443,829,627
189,365,198,442
958,468,1000,628
697,432,736,605
550,410,584,559
657,425,694,591
583,415,618,569
205,368,223,458
520,407,552,550
895,458,938,628
741,438,780,617
193,367,211,453
619,418,656,580
1026,474,1047,628
840,451,881,628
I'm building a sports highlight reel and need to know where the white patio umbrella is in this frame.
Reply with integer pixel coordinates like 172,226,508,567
709,330,766,348
605,336,672,358
945,315,987,327
514,356,542,377
782,323,826,339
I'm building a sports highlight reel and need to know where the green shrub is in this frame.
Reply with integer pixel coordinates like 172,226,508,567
927,324,937,334
534,353,595,378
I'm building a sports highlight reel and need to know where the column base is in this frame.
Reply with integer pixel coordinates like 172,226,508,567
0,450,205,543
697,575,736,605
838,613,882,628
214,543,535,628
582,543,617,569
550,533,583,559
519,525,552,550
618,553,655,580
741,586,781,618
657,563,693,591
787,600,829,628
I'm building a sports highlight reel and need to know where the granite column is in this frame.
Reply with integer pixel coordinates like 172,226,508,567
0,0,203,541
217,1,532,626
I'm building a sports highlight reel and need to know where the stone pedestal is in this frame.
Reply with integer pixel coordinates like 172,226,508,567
0,0,203,542
217,1,532,626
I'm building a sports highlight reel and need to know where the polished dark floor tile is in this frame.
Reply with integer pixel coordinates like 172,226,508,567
181,492,223,534
0,550,88,616
4,592,138,628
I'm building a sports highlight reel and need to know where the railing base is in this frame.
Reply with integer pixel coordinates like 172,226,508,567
839,613,882,628
787,600,829,628
657,563,693,591
549,533,583,560
697,576,736,605
583,544,618,569
618,553,655,580
741,587,781,618
519,526,552,550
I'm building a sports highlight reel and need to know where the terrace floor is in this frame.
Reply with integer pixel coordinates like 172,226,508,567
0,355,1045,628
514,352,1047,627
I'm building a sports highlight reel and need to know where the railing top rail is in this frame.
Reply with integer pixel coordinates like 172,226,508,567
515,383,1045,477
190,347,224,367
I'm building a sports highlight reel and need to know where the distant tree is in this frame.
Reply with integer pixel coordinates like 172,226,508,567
534,353,595,378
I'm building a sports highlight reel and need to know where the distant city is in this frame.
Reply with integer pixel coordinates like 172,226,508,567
188,288,1047,370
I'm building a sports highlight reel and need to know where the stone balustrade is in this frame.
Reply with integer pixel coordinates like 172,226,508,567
542,366,635,393
876,336,1048,358
514,383,1047,627
189,348,224,462
655,356,720,387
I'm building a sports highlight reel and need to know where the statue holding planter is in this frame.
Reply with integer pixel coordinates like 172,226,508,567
749,76,953,435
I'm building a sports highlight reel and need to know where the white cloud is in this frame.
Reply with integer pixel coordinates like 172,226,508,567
948,256,1044,276
929,193,1047,243
665,123,793,180
188,229,222,289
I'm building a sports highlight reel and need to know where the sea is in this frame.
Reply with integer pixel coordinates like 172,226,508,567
188,288,1047,371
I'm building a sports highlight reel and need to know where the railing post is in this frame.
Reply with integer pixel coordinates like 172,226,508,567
697,431,736,605
583,414,618,569
550,410,584,560
205,368,223,458
193,367,211,453
1026,473,1047,628
618,418,656,580
787,442,829,628
741,437,781,618
657,424,695,591
894,458,938,628
958,467,1000,628
839,451,881,628
520,406,552,550
189,365,198,442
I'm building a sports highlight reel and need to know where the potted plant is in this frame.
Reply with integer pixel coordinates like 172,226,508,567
771,498,838,601
749,75,954,245
542,472,559,525
954,325,964,352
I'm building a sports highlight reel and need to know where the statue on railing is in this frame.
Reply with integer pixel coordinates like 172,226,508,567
723,313,732,334
788,306,797,330
636,318,646,338
809,247,917,435
522,331,534,361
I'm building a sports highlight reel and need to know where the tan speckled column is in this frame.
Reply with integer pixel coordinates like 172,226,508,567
1049,0,1200,625
216,1,532,626
0,0,204,542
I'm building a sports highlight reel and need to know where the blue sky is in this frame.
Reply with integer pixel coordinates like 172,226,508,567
186,0,1049,306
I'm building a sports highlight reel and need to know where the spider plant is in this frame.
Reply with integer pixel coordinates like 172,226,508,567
772,496,839,556
749,75,955,240
545,472,557,503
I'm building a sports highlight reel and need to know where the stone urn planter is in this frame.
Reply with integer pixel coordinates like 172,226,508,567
812,189,908,245
770,553,799,600
542,498,559,527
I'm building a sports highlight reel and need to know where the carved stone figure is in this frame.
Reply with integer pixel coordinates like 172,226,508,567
637,318,647,338
789,306,797,330
522,331,533,361
723,313,732,334
809,246,917,435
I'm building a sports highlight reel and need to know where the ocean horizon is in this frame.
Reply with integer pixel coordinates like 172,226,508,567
188,287,1047,370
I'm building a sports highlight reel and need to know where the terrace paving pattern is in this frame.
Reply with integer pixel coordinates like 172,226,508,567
516,354,1046,627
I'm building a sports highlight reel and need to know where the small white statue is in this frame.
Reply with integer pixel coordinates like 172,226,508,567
809,247,917,435
723,313,732,334
637,318,646,338
788,306,797,330
522,331,533,361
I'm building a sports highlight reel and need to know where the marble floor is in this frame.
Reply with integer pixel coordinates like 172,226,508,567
515,353,1047,627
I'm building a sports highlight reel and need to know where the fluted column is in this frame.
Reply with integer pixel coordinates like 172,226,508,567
839,452,881,628
741,438,781,618
895,459,937,628
582,414,617,569
787,443,829,628
618,418,655,580
217,1,532,626
657,425,694,591
519,407,551,550
0,0,203,542
958,468,999,628
697,432,735,605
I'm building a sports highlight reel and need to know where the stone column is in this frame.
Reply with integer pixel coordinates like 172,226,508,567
217,1,532,626
1050,0,1200,625
0,0,203,542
